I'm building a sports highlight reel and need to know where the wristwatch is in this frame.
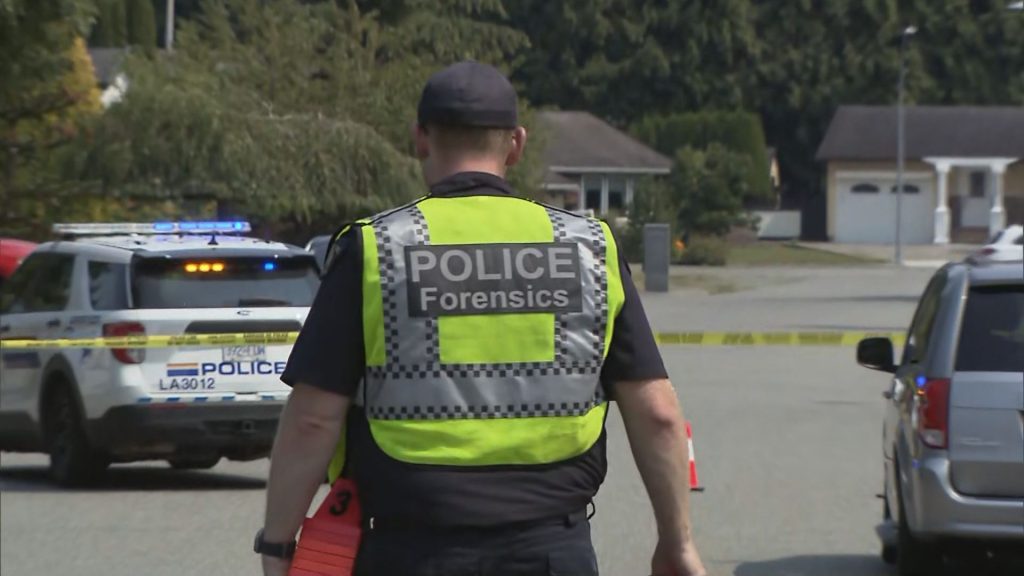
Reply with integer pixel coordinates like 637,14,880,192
253,528,297,559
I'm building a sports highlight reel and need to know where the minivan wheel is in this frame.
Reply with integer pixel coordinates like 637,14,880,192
44,384,109,486
167,455,220,470
881,479,898,564
895,462,941,576
882,543,898,564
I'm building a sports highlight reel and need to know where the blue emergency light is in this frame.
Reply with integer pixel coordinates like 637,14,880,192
263,262,277,271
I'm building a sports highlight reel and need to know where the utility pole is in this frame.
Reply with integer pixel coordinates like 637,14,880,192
894,26,916,265
165,0,175,50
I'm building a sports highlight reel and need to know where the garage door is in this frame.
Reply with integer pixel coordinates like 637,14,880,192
836,177,935,244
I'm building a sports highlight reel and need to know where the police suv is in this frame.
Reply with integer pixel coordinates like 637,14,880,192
0,222,318,485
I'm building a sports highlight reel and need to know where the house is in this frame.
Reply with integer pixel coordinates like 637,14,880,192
538,111,672,215
88,48,130,107
816,105,1024,244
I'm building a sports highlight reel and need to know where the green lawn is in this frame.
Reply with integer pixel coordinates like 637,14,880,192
726,242,880,266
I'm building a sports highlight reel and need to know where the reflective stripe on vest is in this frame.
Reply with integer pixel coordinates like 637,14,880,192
356,194,624,467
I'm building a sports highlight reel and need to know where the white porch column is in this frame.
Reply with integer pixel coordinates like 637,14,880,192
599,176,609,215
625,178,635,208
989,164,1006,236
933,161,951,244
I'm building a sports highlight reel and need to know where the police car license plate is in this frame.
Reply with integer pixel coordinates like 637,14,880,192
222,345,267,362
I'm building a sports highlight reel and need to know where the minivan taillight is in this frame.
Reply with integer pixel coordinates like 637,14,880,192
103,322,146,364
915,378,950,449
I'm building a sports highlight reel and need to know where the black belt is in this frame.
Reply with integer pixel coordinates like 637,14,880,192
364,508,589,533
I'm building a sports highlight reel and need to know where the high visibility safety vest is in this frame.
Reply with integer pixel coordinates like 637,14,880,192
328,193,625,480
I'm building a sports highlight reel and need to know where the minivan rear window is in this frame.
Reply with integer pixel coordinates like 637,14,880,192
131,256,319,309
956,284,1024,373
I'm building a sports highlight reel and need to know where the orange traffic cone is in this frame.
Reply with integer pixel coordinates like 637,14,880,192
288,477,363,576
686,420,704,492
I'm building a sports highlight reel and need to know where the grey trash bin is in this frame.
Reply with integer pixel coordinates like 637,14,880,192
643,223,670,292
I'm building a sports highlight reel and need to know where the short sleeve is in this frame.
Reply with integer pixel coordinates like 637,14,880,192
600,254,668,392
281,228,365,396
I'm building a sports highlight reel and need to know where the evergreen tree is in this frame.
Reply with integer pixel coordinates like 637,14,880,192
110,0,128,45
75,0,537,235
127,0,157,48
505,0,757,124
1,0,102,237
92,0,116,46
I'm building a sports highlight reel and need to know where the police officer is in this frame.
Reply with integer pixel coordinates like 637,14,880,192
258,61,706,576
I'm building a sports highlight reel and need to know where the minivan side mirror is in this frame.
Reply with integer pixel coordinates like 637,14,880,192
857,337,896,373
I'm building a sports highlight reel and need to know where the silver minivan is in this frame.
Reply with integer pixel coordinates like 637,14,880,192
857,260,1023,575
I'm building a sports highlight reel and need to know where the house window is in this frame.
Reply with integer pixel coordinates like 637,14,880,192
891,184,920,194
583,175,602,212
969,171,986,198
851,183,880,193
608,176,626,213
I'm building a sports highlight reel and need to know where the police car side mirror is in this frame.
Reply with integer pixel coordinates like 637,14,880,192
857,337,896,373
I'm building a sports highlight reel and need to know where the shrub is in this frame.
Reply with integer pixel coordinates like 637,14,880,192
632,111,774,204
678,235,727,266
670,144,756,237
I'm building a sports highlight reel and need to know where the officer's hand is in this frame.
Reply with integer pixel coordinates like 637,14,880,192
651,538,707,576
261,555,290,576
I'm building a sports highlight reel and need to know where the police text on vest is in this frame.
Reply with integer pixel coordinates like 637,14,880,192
404,243,583,316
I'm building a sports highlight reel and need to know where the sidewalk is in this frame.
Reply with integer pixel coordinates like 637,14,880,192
797,242,978,267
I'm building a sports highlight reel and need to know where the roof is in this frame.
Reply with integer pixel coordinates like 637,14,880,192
538,111,672,173
66,235,300,255
965,260,1024,283
816,106,1024,161
541,170,580,189
88,48,129,87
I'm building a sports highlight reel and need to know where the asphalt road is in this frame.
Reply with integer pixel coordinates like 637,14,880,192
1,263,993,576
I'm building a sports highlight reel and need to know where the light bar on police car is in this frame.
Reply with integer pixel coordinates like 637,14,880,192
53,221,251,236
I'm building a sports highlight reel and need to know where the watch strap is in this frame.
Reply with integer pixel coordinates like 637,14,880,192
254,529,297,559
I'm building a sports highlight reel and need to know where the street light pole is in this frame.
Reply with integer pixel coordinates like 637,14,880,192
165,0,175,50
894,26,916,265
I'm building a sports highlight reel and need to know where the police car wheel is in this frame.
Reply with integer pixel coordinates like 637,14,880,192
44,383,108,487
167,455,221,470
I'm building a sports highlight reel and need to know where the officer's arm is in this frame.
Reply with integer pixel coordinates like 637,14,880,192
263,383,351,543
614,377,696,547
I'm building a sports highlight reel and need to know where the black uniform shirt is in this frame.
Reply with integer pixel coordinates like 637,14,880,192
282,172,667,526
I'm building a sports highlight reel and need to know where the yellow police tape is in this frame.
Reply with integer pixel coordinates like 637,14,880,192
0,332,298,349
0,331,906,349
654,331,906,347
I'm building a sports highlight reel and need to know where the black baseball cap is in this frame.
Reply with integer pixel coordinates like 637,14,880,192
417,61,519,129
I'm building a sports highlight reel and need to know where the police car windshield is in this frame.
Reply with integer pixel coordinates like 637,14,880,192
131,255,318,309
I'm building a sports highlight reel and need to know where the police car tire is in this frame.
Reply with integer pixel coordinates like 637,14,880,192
167,455,221,470
44,383,108,487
